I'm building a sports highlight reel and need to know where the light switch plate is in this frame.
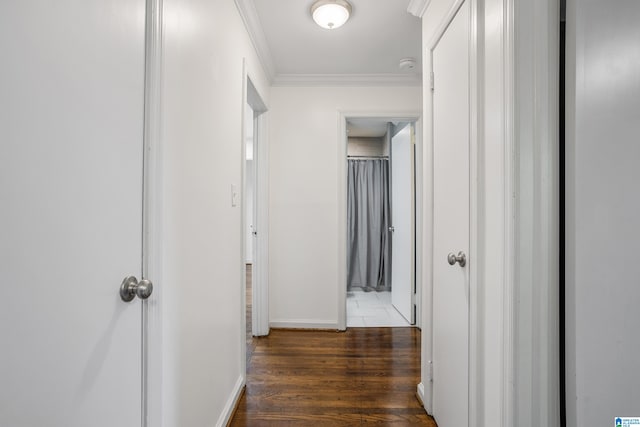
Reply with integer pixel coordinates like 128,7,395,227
231,184,238,207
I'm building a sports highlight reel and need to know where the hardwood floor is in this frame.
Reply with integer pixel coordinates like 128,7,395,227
232,280,437,427
246,264,254,365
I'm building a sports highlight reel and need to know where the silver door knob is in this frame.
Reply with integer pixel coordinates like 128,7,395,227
120,276,153,302
389,226,395,232
447,251,466,267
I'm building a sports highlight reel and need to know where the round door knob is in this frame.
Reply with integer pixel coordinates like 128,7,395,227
447,251,466,267
120,276,154,302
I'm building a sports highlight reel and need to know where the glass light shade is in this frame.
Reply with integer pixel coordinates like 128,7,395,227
311,1,351,30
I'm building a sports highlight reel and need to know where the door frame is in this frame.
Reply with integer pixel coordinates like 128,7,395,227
242,68,270,341
142,0,163,425
337,111,423,331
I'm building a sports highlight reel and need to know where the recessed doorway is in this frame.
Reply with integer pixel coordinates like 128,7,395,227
343,117,419,328
243,74,268,372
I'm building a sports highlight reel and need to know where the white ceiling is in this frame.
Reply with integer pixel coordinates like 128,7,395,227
241,0,423,85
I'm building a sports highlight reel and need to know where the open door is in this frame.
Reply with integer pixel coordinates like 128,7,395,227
390,123,415,324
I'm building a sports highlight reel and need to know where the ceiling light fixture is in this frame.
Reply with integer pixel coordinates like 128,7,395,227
311,0,352,30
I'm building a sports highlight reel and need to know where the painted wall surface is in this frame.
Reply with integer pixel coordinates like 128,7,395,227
160,0,269,425
565,1,640,426
268,86,421,327
347,137,386,157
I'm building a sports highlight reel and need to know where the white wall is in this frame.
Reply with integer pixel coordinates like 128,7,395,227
565,1,640,426
160,0,269,425
347,136,386,156
268,86,421,327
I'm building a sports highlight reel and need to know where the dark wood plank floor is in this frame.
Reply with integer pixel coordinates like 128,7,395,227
232,267,436,426
246,264,255,365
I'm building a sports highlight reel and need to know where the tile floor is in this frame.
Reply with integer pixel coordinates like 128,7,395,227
347,289,411,327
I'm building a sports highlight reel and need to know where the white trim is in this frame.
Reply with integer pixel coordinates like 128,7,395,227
269,320,340,330
241,64,270,343
234,0,276,81
417,382,427,408
240,59,249,392
468,0,482,425
413,118,424,329
502,1,515,426
427,0,466,49
273,73,422,87
253,105,270,337
215,376,245,427
337,111,348,331
142,0,163,425
407,0,431,18
420,45,435,418
337,110,423,333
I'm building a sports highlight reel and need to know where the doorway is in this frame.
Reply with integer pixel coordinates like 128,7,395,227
244,98,257,360
243,75,268,361
342,116,419,328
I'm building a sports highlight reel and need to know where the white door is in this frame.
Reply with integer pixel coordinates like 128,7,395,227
0,1,146,425
432,1,470,426
391,124,415,323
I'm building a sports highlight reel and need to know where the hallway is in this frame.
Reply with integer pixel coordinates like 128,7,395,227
230,327,435,426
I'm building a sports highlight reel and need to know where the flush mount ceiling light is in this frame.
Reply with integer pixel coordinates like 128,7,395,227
311,0,352,30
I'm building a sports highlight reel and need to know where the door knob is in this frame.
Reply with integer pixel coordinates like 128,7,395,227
447,251,466,267
389,226,395,232
120,276,153,302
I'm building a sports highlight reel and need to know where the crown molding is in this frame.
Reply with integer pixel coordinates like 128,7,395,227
407,0,431,17
236,0,425,86
234,0,276,81
272,73,422,87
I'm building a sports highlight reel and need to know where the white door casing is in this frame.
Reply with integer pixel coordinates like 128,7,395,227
0,0,146,425
338,112,421,331
244,75,269,337
391,123,415,324
431,1,471,426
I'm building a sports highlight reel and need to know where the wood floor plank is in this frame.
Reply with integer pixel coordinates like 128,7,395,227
230,327,436,426
238,266,435,426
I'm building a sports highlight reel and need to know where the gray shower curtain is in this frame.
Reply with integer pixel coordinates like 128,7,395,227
347,159,391,291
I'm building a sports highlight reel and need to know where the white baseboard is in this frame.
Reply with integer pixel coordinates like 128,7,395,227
269,319,340,330
417,382,426,406
417,382,433,415
216,375,245,427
